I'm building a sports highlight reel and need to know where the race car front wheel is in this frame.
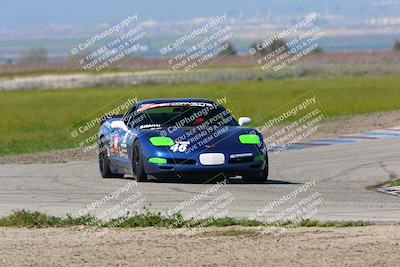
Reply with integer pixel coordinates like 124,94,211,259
242,154,269,184
99,139,124,178
132,140,148,182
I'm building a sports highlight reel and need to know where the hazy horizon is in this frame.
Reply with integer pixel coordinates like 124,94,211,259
1,0,399,62
2,0,400,28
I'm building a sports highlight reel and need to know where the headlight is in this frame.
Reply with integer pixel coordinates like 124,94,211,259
148,157,167,164
149,136,174,146
239,134,260,145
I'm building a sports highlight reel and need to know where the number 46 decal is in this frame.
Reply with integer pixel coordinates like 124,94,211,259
170,141,190,152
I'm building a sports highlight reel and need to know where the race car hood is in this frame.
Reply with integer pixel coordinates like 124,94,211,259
138,126,264,156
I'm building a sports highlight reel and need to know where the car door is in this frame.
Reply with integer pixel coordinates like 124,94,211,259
109,106,137,169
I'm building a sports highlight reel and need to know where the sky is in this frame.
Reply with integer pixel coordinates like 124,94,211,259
1,0,397,28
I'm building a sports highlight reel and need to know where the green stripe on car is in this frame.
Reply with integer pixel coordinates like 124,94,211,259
239,134,260,145
148,157,167,164
149,137,174,146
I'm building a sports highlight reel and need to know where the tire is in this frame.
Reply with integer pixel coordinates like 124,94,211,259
132,140,148,182
99,138,124,179
242,154,269,184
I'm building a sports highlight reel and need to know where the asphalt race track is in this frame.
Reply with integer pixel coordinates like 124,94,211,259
0,137,399,222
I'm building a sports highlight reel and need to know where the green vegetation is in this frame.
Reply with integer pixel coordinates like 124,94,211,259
1,76,400,156
394,40,400,51
390,179,400,187
250,38,289,56
290,220,370,227
21,47,48,63
0,210,370,228
310,46,324,54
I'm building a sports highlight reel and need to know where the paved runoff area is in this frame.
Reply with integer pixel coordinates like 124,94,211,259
0,133,399,223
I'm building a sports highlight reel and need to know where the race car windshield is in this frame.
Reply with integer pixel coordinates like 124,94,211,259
132,103,238,129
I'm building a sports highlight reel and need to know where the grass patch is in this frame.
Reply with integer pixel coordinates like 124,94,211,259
1,76,400,156
0,210,371,228
0,210,94,227
208,229,260,237
389,179,400,187
294,219,370,227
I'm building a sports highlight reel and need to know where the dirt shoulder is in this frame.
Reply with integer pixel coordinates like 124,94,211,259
1,110,400,165
0,147,98,165
0,225,399,266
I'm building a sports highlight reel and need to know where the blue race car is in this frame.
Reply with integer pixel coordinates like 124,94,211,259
98,98,268,183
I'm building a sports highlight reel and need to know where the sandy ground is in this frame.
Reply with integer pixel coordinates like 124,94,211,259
0,225,399,266
1,110,400,165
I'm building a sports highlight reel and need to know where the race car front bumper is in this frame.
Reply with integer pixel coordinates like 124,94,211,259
144,152,267,178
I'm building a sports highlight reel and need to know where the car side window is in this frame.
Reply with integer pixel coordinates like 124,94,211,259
123,106,136,127
129,112,145,128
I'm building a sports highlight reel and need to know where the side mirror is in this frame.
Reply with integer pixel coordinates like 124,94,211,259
110,120,128,131
238,117,252,127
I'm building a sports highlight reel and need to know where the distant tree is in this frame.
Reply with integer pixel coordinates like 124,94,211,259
310,46,324,54
249,42,259,55
22,47,48,63
218,41,237,56
394,40,400,51
250,38,289,56
266,39,289,54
